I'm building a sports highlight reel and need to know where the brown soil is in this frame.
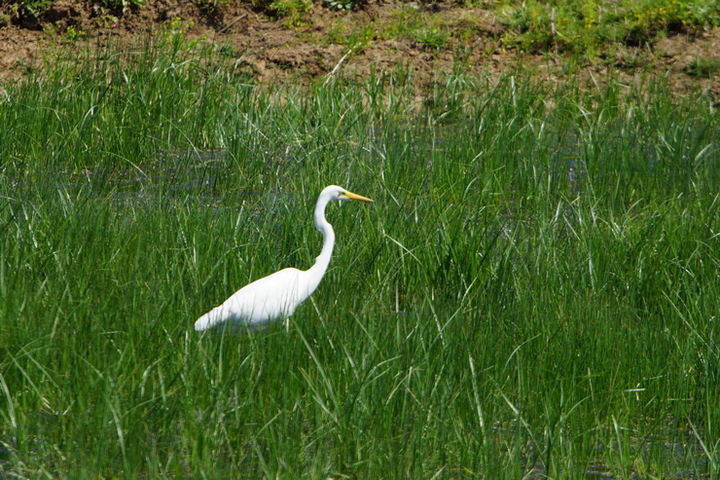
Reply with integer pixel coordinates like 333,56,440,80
0,0,719,98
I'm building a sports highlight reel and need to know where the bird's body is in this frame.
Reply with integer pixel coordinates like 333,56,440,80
194,185,373,332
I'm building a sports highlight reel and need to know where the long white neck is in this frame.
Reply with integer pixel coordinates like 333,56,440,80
304,196,335,294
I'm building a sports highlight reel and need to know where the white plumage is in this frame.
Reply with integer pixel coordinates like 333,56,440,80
194,185,373,331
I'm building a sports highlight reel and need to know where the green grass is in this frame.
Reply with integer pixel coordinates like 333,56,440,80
1,36,720,478
687,56,720,77
496,0,720,54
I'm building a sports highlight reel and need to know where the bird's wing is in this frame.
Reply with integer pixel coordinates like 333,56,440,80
194,268,305,331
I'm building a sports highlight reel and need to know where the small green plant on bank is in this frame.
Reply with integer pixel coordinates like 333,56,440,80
384,7,461,50
686,56,720,77
411,23,449,49
102,0,145,11
163,16,195,36
269,0,313,27
91,7,119,28
161,17,206,54
65,24,86,40
193,0,232,8
12,0,50,16
0,4,17,27
325,0,357,12
326,22,374,53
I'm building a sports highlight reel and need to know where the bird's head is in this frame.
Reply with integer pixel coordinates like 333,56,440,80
323,185,374,203
314,185,373,230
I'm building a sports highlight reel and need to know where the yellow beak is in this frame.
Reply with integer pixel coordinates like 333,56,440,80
344,191,374,203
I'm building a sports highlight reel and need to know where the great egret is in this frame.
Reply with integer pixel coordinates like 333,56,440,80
194,185,373,332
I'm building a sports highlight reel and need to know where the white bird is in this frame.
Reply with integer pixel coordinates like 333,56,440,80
194,185,373,332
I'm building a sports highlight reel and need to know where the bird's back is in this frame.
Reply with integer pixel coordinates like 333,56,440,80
194,267,309,331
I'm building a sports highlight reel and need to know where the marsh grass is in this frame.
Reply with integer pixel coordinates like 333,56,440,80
1,37,720,478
